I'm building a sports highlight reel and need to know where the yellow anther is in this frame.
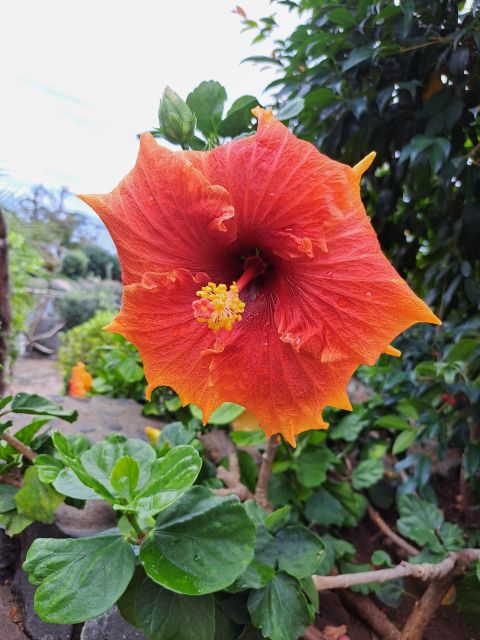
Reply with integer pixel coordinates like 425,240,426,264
192,282,245,331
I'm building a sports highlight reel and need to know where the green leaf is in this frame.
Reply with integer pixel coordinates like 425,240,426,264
34,454,64,484
3,420,49,458
164,395,182,412
110,456,140,501
264,504,291,532
342,46,373,71
328,7,356,28
326,481,367,525
132,445,201,516
446,338,479,364
23,533,136,624
118,568,215,640
275,97,304,120
0,510,33,536
439,522,464,551
15,467,64,523
191,402,245,425
81,435,156,495
53,467,101,501
352,459,385,490
248,573,312,640
158,422,195,447
186,80,227,137
0,395,13,411
304,87,338,111
11,393,78,423
117,357,144,383
397,495,444,549
375,415,414,430
229,558,275,591
0,483,18,513
276,526,326,579
231,430,267,447
371,550,393,567
140,486,255,595
295,448,336,487
329,413,367,441
392,429,417,455
218,96,258,138
306,489,347,526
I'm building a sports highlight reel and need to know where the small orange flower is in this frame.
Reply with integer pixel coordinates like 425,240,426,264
79,108,440,445
69,362,93,398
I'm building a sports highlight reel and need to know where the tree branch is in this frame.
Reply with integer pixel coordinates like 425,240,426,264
340,589,401,640
313,549,480,591
368,505,419,557
212,435,253,501
0,432,37,461
255,434,279,511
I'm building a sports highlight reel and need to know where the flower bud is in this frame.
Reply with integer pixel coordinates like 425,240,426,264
158,86,196,146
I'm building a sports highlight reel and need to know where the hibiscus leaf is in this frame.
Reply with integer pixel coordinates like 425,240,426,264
247,573,312,640
131,445,201,516
397,494,444,549
275,97,305,120
23,534,136,624
191,402,245,425
352,459,385,490
218,96,258,138
14,467,64,523
110,456,140,501
275,525,326,579
11,393,78,422
140,486,255,595
186,80,227,138
0,483,18,513
118,567,215,640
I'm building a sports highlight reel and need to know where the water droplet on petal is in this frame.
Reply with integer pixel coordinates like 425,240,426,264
366,290,372,298
326,271,334,278
337,296,348,308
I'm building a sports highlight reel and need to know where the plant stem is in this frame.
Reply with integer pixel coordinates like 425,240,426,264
0,432,37,461
367,505,419,557
340,589,401,640
255,434,279,511
127,513,144,539
313,549,480,591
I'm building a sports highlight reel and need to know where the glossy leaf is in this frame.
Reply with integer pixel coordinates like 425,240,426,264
187,80,227,138
352,459,385,490
276,526,326,579
119,568,215,640
110,456,140,501
23,534,136,624
140,486,255,595
15,467,64,523
11,393,78,422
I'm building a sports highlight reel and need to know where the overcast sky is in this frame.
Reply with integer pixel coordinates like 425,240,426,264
2,0,297,199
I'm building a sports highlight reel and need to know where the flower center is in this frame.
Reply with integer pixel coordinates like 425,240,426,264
192,255,266,332
193,282,245,331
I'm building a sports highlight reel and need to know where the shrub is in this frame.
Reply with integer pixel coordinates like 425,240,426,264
60,249,88,279
56,284,119,329
82,244,121,280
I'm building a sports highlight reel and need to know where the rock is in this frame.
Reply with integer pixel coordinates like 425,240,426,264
80,606,145,639
12,523,73,640
56,501,116,537
0,528,18,578
0,614,28,640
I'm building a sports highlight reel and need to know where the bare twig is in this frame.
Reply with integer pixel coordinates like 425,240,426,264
400,573,456,640
340,590,401,640
255,434,279,511
368,505,420,557
313,549,480,591
212,435,253,501
0,432,37,461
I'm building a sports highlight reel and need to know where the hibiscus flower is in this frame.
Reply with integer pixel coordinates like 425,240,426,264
79,108,440,445
69,361,93,398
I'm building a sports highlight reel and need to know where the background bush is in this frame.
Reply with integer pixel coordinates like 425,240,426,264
82,243,121,280
55,283,120,329
60,249,88,280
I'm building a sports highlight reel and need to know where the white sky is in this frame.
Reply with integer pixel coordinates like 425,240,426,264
1,0,297,198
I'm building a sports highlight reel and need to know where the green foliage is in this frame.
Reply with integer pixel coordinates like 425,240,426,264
81,243,121,280
60,249,88,279
55,285,119,329
7,227,44,352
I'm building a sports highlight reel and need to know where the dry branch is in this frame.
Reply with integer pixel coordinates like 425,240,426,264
255,434,279,511
0,432,37,461
313,549,480,591
340,589,401,640
367,505,419,557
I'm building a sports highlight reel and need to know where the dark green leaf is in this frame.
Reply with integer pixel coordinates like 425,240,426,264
295,448,336,487
306,489,347,526
11,394,78,423
397,495,444,549
248,573,312,640
329,413,367,441
118,567,215,640
375,415,414,431
342,46,373,71
34,454,64,484
0,483,18,513
218,96,258,138
276,526,326,579
23,534,136,624
392,429,417,455
0,510,33,536
110,456,140,501
140,486,255,595
275,97,304,120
